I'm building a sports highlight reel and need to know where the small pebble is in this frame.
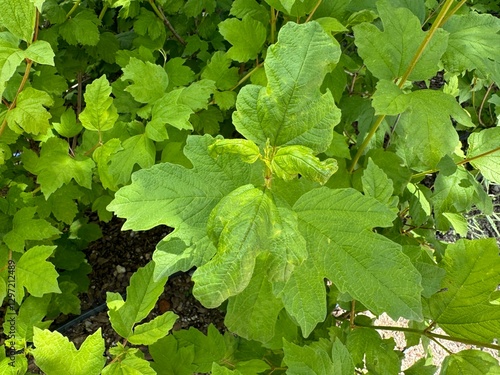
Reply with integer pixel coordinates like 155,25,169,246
116,265,126,274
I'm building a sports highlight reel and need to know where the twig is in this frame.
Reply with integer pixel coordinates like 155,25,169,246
149,0,186,45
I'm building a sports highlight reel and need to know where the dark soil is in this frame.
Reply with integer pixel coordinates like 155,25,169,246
27,217,226,373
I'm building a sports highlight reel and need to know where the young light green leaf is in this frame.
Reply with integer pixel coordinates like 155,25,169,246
271,145,338,184
148,89,194,140
53,108,83,138
17,245,61,298
6,87,53,135
0,0,35,42
440,350,500,375
233,21,341,153
466,127,500,184
0,38,24,97
122,58,169,104
294,187,423,321
362,158,394,204
3,208,61,253
102,354,156,375
128,311,177,345
209,138,261,163
79,75,119,132
353,0,448,81
22,137,95,198
428,238,500,342
14,295,52,342
107,262,168,340
24,40,55,65
32,328,105,375
192,185,275,307
212,363,243,375
218,16,267,62
441,12,500,80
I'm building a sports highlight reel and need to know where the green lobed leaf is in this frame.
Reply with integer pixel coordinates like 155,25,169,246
353,0,448,81
6,87,53,135
346,327,401,374
212,363,243,375
293,187,423,321
0,0,35,42
372,80,473,171
224,256,284,342
218,16,267,62
32,327,105,375
3,208,61,253
109,135,263,279
230,0,270,24
362,158,394,205
233,21,341,153
431,166,487,232
466,127,500,184
149,334,197,375
58,10,100,46
440,350,500,375
79,75,119,132
16,245,61,298
106,133,156,187
165,57,195,90
201,51,240,90
441,12,500,81
13,295,52,342
102,354,156,375
107,262,168,340
283,339,335,375
428,238,500,342
271,145,338,184
22,137,95,198
53,108,83,138
128,311,178,345
122,58,169,104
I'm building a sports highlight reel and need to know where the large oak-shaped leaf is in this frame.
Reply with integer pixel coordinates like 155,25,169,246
353,0,448,81
291,187,423,330
233,21,341,154
428,238,500,342
108,135,263,280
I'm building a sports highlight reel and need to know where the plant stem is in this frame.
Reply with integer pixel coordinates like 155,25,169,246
149,0,186,45
98,5,108,21
230,62,263,91
66,0,81,19
356,323,500,351
348,0,459,173
270,7,277,44
305,0,322,23
411,145,500,181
